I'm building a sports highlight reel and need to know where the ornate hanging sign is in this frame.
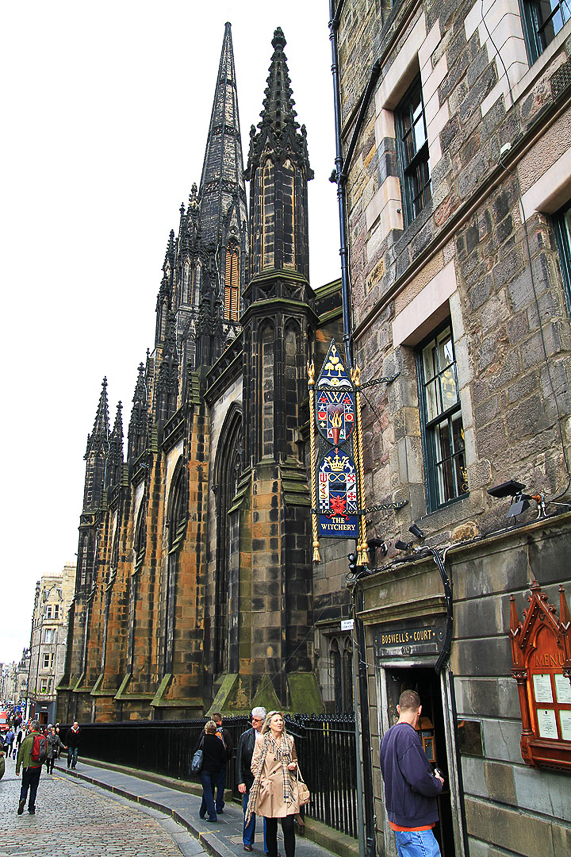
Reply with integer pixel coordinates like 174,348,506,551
308,340,368,562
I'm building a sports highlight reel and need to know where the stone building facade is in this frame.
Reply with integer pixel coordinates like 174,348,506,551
27,564,75,724
57,24,343,724
331,0,571,855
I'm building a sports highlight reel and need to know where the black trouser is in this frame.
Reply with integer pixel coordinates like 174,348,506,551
46,757,55,774
265,816,295,857
20,766,41,809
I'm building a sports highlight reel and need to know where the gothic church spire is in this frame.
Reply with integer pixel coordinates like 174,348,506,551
198,21,247,250
246,28,313,281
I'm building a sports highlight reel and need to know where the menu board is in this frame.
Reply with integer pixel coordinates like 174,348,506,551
555,674,571,704
533,674,553,703
537,708,558,740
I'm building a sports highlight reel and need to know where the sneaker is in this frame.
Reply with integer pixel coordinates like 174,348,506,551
17,800,25,815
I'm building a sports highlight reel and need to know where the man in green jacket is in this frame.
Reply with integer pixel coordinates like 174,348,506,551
16,721,43,814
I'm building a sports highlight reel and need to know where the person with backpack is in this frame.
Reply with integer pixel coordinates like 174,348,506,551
64,721,81,769
16,720,45,814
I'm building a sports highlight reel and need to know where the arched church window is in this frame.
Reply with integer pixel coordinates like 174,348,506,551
327,634,354,714
224,244,240,321
260,323,275,458
282,159,295,268
213,406,242,676
182,259,191,304
164,462,187,674
284,322,300,459
262,159,275,269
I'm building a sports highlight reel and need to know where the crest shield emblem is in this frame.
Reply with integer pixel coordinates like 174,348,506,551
315,340,356,445
318,447,359,538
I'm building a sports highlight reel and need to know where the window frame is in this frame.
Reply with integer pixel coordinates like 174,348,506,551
417,319,469,512
520,0,571,63
553,199,571,317
395,75,432,226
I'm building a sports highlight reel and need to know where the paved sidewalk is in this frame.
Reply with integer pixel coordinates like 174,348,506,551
0,756,204,857
54,759,352,857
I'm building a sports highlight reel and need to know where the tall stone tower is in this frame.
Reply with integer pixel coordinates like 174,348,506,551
227,28,320,710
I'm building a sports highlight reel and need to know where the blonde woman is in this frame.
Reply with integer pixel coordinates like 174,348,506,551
245,711,300,857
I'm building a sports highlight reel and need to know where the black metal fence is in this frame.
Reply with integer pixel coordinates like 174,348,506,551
62,714,358,838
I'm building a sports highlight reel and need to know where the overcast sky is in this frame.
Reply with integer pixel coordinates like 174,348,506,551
0,1,340,665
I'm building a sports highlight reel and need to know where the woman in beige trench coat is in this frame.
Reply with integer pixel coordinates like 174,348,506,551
245,711,300,857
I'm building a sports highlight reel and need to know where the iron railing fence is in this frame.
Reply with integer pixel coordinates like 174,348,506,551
59,714,357,838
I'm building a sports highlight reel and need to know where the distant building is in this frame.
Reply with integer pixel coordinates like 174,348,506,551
27,565,75,724
15,649,30,708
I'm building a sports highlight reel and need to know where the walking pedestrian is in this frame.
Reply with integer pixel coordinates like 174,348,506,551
212,712,233,814
246,711,302,857
4,728,15,760
54,723,62,758
14,727,23,759
46,725,66,774
194,720,227,823
379,689,444,857
65,721,81,769
236,706,268,852
15,720,44,814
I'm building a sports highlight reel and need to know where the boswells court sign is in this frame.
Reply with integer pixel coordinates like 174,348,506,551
308,341,367,560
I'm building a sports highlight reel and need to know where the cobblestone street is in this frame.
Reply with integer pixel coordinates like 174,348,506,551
0,758,205,857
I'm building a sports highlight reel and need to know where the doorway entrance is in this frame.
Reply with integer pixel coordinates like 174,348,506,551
384,666,455,857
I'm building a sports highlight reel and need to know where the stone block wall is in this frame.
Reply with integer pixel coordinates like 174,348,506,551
335,0,571,545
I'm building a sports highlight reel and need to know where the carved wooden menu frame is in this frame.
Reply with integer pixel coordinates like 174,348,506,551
510,581,571,771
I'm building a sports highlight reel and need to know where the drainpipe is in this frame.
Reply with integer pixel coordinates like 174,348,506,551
329,0,382,370
330,5,380,855
329,0,353,369
353,584,377,857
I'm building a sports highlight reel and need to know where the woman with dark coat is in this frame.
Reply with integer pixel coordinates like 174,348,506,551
193,720,227,822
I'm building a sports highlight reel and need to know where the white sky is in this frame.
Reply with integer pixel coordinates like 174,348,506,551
0,1,340,665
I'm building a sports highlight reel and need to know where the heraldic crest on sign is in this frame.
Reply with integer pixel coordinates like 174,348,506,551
308,340,367,562
315,340,356,445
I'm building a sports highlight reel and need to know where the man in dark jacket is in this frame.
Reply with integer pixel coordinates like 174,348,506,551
65,721,81,769
212,713,233,814
236,706,267,852
16,720,43,814
380,690,444,857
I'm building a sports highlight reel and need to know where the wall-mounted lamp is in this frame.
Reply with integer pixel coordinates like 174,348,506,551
395,539,411,551
488,480,545,519
487,480,526,499
409,523,425,540
367,537,387,563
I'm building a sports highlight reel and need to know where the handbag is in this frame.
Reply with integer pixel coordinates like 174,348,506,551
190,734,204,775
296,768,310,806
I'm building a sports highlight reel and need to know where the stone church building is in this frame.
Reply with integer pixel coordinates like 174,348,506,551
57,24,346,723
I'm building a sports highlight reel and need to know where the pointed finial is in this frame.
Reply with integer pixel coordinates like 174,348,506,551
272,27,286,50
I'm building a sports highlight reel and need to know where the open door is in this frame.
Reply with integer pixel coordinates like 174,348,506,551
383,667,455,857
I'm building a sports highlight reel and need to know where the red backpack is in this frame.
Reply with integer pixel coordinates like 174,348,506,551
30,734,47,764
